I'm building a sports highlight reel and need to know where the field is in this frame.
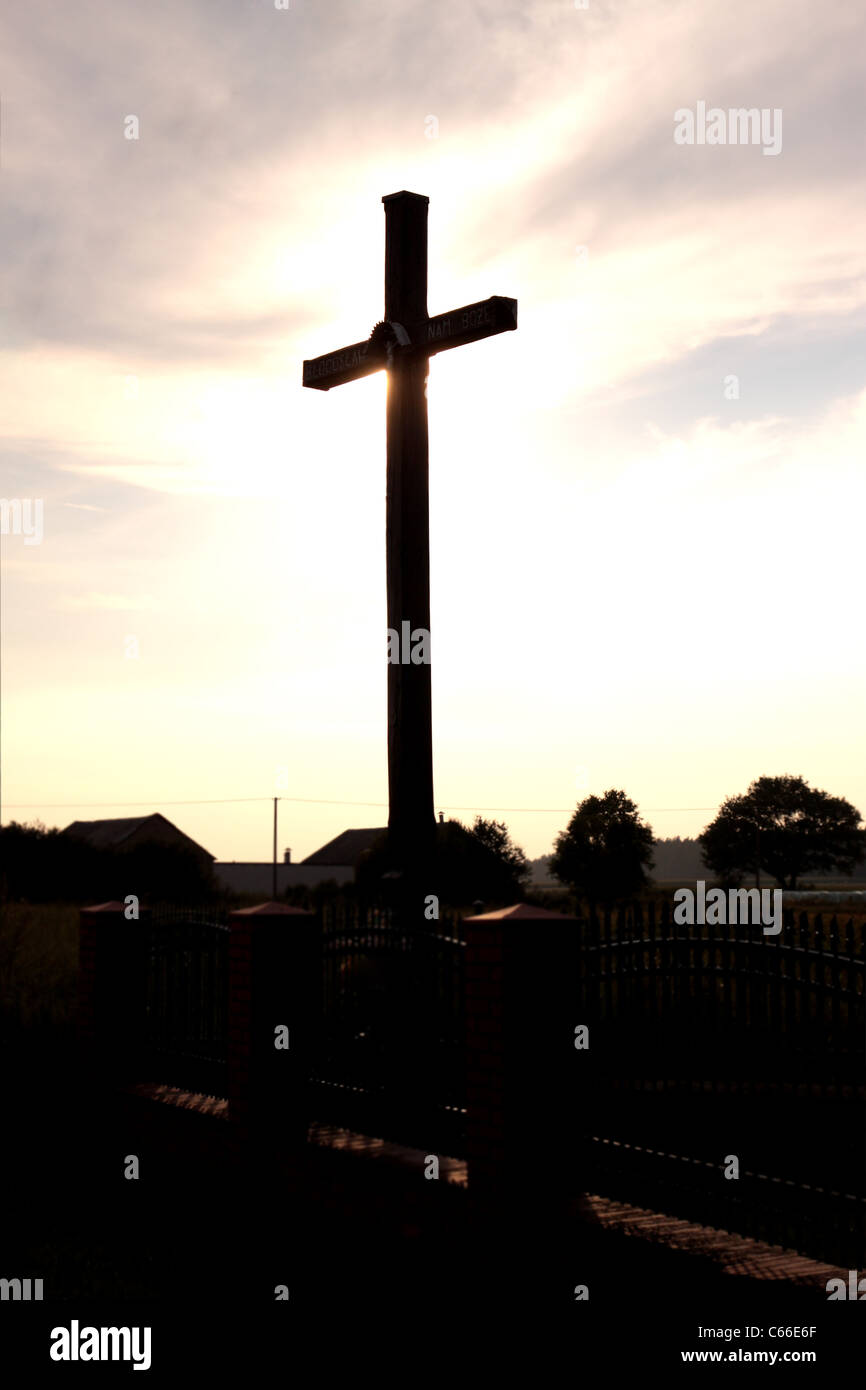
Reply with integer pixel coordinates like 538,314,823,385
0,901,79,1034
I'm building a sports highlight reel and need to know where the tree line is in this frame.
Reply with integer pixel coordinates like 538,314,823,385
364,775,866,907
2,774,863,908
548,776,866,906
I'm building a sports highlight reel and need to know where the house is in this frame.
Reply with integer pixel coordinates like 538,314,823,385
300,828,386,869
62,813,215,862
63,816,388,896
213,828,387,897
214,850,354,896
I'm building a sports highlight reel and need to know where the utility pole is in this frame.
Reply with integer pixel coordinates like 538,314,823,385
273,796,278,901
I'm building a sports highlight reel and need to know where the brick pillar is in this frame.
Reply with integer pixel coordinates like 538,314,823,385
78,900,144,1083
464,903,579,1233
227,902,320,1154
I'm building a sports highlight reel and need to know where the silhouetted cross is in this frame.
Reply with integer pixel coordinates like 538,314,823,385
303,191,517,878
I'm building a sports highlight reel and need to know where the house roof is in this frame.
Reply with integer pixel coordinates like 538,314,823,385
301,827,387,867
62,813,215,860
64,816,154,849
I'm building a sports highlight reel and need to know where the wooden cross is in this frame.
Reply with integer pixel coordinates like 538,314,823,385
303,191,517,879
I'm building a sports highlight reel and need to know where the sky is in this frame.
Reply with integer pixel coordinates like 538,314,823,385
1,0,864,865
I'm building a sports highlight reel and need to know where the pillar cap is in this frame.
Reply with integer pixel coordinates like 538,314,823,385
229,901,316,917
464,903,579,923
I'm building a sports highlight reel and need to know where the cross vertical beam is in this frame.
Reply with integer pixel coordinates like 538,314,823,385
383,191,435,876
302,191,517,888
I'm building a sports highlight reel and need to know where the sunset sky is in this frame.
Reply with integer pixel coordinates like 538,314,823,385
1,0,864,865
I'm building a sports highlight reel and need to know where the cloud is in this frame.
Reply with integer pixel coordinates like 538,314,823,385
1,0,863,503
2,0,864,858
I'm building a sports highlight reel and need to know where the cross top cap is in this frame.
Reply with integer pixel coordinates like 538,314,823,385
302,193,516,391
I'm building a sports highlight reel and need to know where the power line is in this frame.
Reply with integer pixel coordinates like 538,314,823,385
1,795,718,813
2,797,272,808
444,805,718,814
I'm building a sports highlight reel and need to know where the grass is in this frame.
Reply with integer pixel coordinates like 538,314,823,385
0,900,79,1034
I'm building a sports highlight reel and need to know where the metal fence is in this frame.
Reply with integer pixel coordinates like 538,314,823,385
578,903,862,1083
119,896,864,1263
574,902,865,1266
134,905,230,1098
126,900,468,1153
308,902,467,1159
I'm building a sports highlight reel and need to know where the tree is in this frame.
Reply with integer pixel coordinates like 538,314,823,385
355,817,529,908
699,775,866,890
550,790,655,906
107,841,218,904
0,820,102,902
467,817,530,897
0,821,217,904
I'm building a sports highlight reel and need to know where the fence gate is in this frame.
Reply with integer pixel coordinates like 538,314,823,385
309,903,466,1158
133,907,230,1099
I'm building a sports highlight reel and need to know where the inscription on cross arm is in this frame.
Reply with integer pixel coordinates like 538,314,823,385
303,295,517,390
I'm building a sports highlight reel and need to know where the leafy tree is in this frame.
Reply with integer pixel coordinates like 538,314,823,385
0,821,217,904
107,841,218,904
550,790,655,906
467,817,530,896
355,817,529,908
0,821,100,902
699,775,866,890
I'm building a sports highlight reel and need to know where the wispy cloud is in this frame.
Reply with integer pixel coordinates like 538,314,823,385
2,0,864,858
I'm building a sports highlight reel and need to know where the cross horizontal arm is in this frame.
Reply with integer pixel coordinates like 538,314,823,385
423,295,517,357
302,295,517,391
302,339,388,391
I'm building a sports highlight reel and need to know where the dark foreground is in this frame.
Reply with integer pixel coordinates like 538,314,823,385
1,1033,862,1377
